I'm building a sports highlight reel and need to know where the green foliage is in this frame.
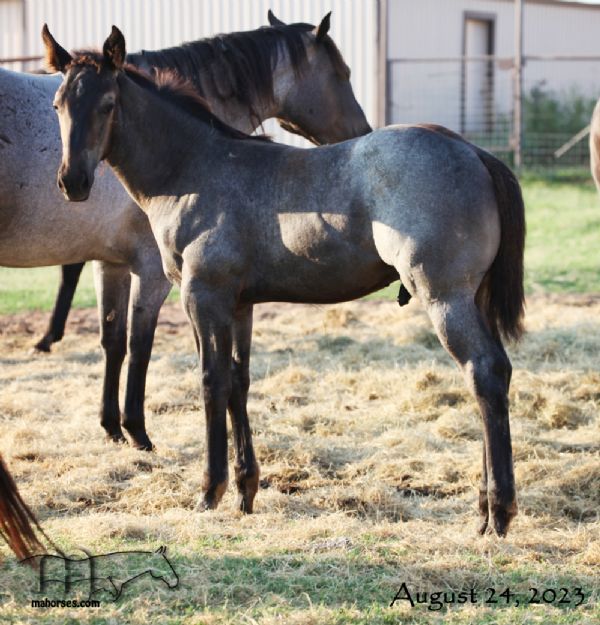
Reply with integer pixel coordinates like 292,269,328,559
523,83,596,135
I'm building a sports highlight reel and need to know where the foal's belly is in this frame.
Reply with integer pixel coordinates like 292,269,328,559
241,212,399,304
242,260,398,305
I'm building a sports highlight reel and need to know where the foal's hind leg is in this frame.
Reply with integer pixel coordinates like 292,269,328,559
228,305,259,513
121,262,172,451
34,263,85,353
93,261,131,444
476,336,513,534
425,294,517,536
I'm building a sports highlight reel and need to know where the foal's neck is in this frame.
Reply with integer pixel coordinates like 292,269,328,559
107,75,227,210
108,77,197,207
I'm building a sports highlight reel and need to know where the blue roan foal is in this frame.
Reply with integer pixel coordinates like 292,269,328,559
46,27,525,536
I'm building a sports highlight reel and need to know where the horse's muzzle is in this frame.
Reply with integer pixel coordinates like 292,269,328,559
57,167,91,202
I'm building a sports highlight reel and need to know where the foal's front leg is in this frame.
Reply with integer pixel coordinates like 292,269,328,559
182,280,233,511
228,305,260,513
121,259,172,450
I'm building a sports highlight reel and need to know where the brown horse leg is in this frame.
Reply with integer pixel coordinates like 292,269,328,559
426,295,517,536
228,305,259,513
182,280,233,511
121,265,171,451
93,261,130,444
34,263,85,353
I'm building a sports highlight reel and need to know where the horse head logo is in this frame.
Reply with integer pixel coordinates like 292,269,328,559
149,545,179,589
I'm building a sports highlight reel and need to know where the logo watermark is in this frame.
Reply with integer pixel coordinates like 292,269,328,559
21,545,179,606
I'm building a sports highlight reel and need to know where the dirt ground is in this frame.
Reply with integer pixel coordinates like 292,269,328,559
0,294,598,623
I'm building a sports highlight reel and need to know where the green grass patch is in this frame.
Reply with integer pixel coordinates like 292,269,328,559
0,265,96,315
0,265,180,315
521,173,600,293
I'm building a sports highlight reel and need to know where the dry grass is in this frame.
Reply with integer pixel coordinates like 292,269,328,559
0,295,598,624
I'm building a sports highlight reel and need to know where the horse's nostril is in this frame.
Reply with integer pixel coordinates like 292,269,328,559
57,175,65,193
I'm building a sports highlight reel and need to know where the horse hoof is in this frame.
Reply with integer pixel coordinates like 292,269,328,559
195,497,217,512
126,431,154,452
397,284,412,306
491,501,517,537
105,430,127,445
492,513,511,538
237,493,254,514
31,339,52,354
196,480,228,512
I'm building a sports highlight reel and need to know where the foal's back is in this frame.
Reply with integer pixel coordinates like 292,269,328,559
174,125,497,305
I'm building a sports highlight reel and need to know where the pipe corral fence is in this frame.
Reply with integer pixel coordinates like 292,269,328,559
386,53,600,170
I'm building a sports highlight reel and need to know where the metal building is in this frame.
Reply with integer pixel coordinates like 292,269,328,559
384,0,600,133
0,0,378,145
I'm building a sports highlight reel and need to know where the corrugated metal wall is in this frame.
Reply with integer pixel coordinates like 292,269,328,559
5,0,377,146
0,0,24,70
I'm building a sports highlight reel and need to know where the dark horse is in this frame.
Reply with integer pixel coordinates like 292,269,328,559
0,455,46,562
47,27,525,536
35,10,370,354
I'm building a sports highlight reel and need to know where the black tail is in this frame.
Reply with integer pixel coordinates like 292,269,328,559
474,148,526,342
0,454,46,563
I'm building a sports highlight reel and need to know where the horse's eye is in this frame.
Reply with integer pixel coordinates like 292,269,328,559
99,103,114,115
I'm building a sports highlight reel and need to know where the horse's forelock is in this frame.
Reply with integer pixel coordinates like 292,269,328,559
68,50,106,74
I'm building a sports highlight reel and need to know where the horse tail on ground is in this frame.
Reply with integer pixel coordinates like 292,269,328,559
0,454,46,563
474,147,526,343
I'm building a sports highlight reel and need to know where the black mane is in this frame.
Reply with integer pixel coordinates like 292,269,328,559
126,22,349,123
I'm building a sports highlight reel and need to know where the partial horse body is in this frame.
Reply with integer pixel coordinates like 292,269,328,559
590,99,600,193
49,28,525,536
0,15,369,451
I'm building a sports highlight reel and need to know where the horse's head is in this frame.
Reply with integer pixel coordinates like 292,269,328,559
268,11,372,145
43,24,123,202
149,545,179,589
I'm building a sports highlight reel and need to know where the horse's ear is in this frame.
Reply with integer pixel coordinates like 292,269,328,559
315,12,332,42
41,24,72,73
267,9,286,27
103,25,126,70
